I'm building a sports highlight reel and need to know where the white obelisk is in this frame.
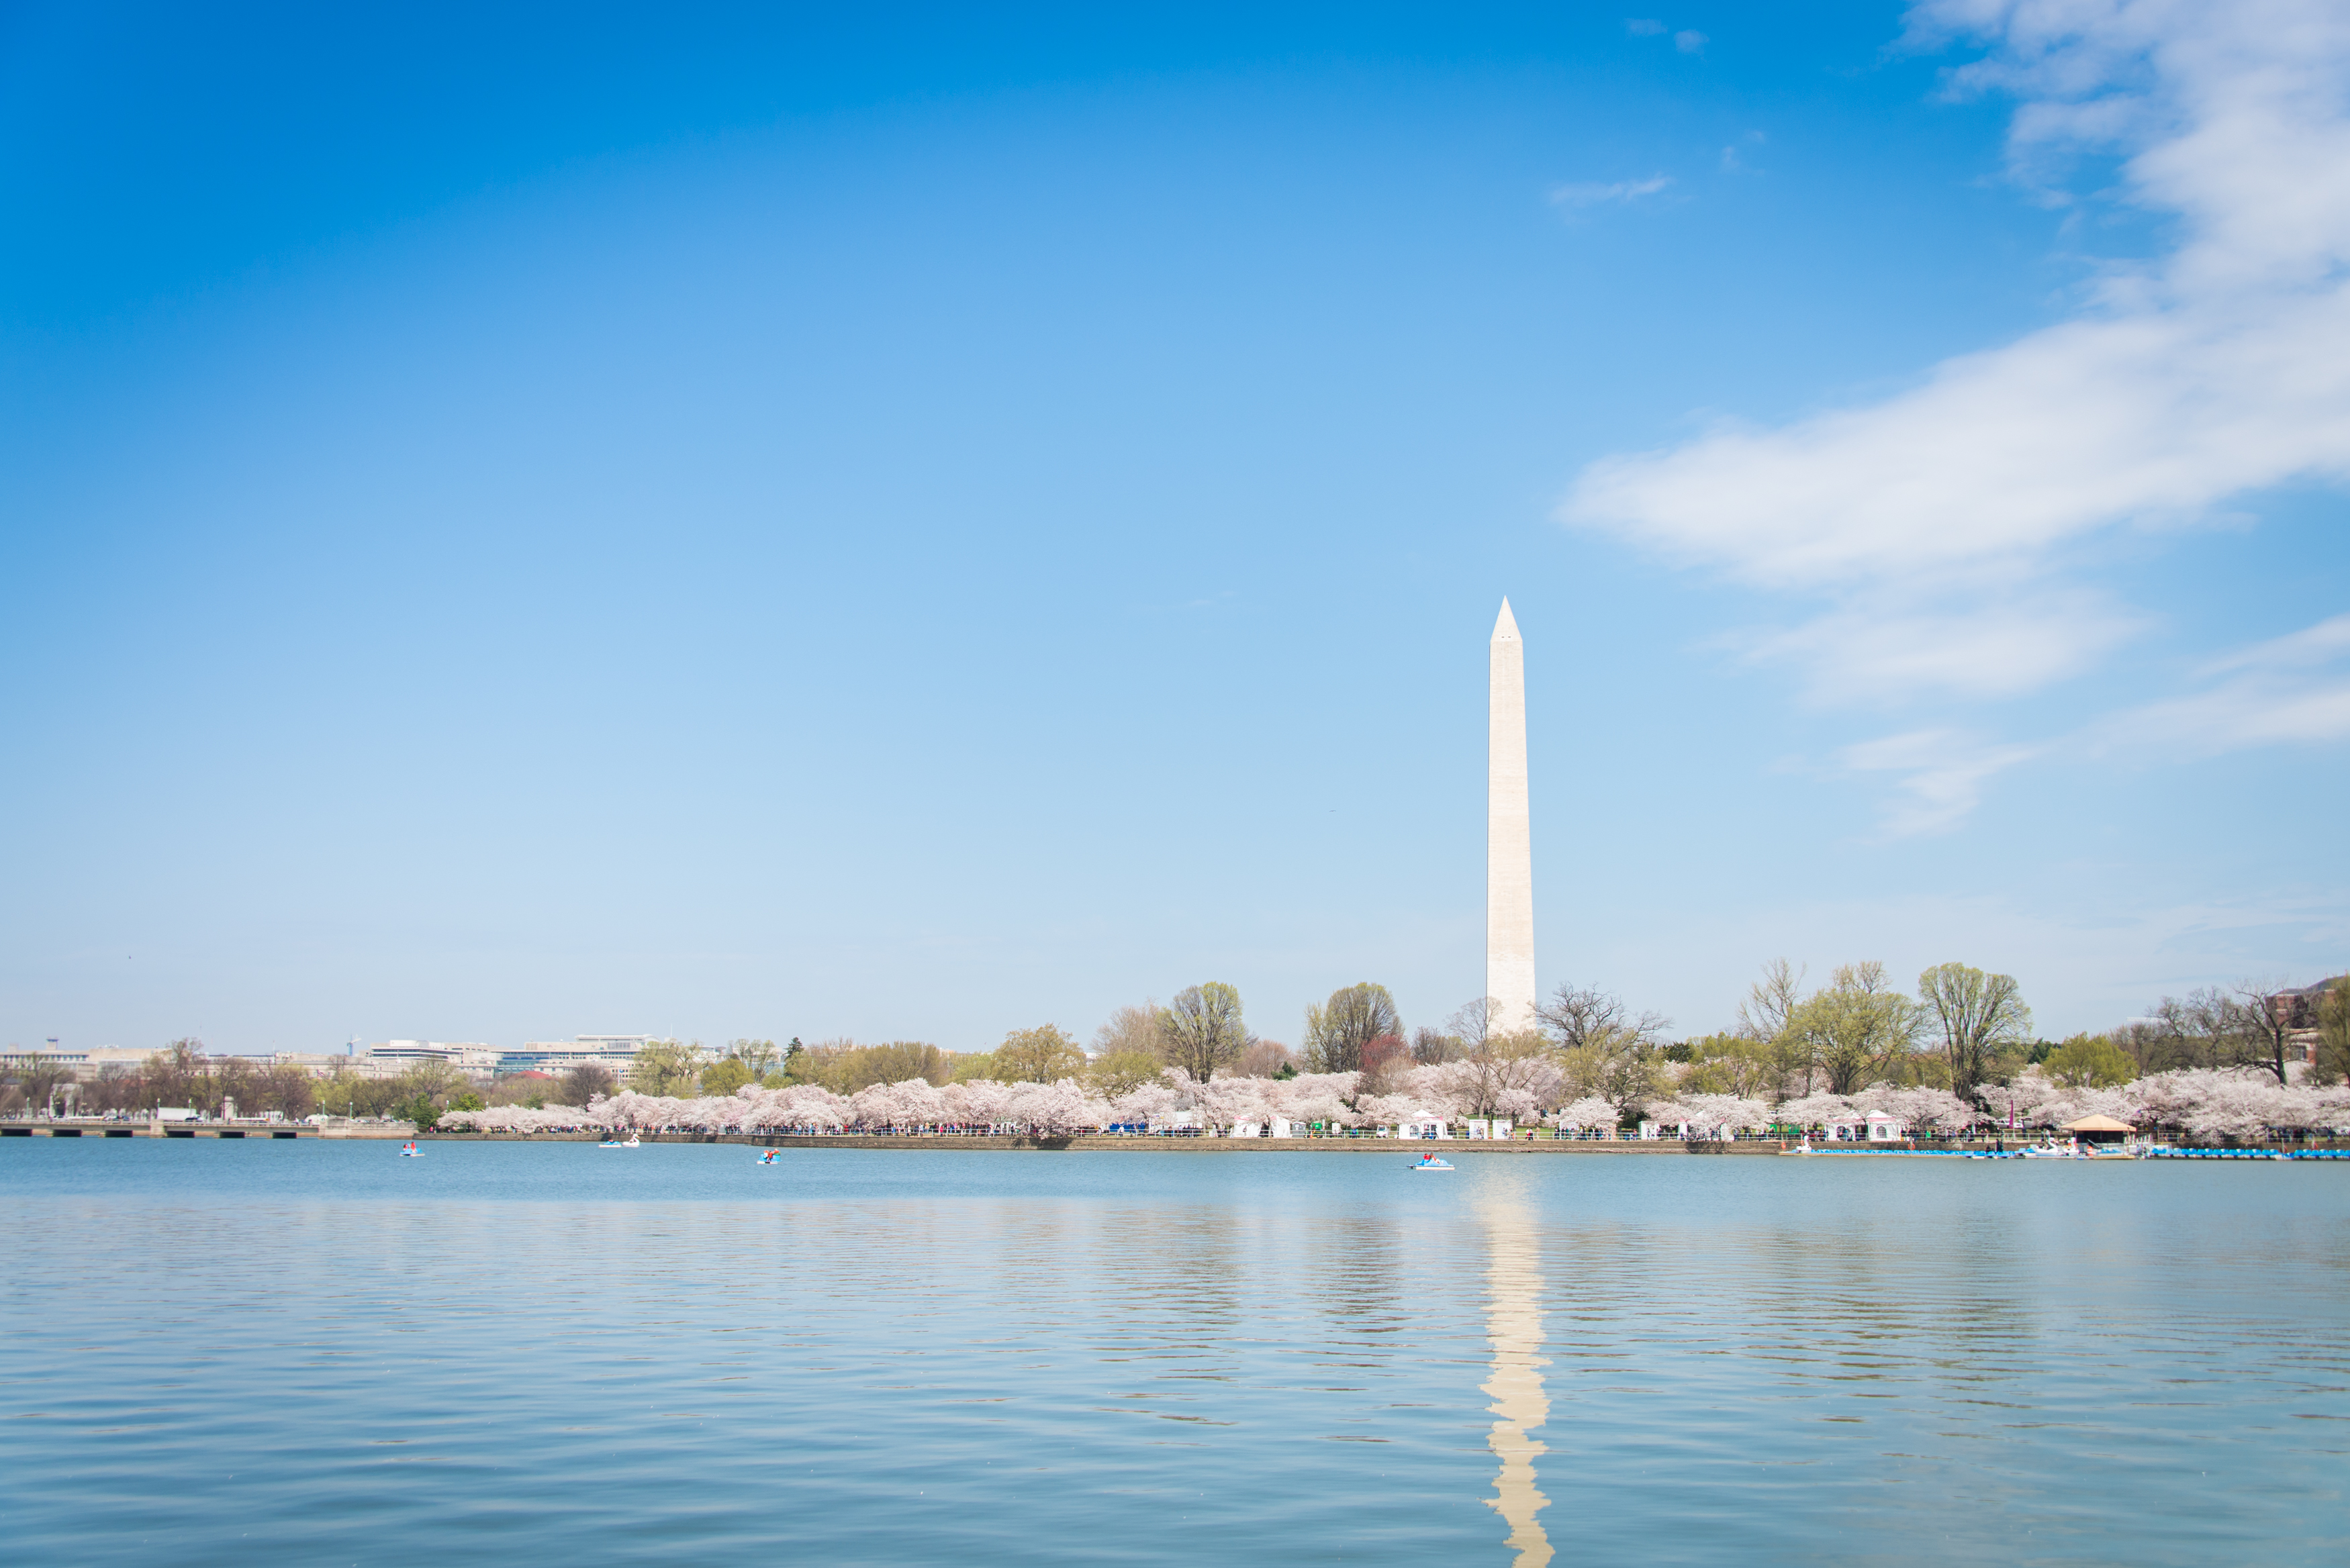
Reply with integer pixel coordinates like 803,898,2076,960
1487,599,1536,1034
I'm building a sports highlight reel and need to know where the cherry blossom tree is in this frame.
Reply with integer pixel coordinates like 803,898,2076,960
1773,1092,1856,1132
1551,1096,1619,1134
1648,1094,1772,1136
1850,1083,1975,1136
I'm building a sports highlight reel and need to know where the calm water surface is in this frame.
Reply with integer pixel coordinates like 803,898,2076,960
3,1140,2345,1564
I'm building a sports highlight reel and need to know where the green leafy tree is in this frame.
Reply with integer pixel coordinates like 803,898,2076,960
2314,979,2350,1086
1085,1049,1164,1096
1918,963,2032,1106
398,1095,442,1134
699,1059,753,1097
1681,1033,1779,1098
1304,983,1402,1074
792,1040,951,1093
1791,962,1922,1095
1162,983,1248,1083
950,1050,1001,1084
719,1038,780,1087
996,1026,1086,1083
1558,1023,1661,1112
628,1039,708,1096
2044,1034,2137,1088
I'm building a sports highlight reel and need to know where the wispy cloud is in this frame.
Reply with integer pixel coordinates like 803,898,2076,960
2093,611,2350,754
1675,30,1708,54
1626,19,1666,37
2198,611,2350,676
1838,729,2040,838
1837,609,2350,833
1738,590,2147,705
1550,175,1672,208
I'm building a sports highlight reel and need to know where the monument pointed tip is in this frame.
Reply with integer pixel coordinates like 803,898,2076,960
1492,597,1520,640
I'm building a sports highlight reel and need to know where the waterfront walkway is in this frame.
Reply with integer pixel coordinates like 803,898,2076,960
7,1122,2345,1156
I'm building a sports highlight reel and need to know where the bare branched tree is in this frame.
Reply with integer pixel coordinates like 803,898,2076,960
1538,983,1668,1051
1304,983,1403,1074
1163,983,1249,1083
2118,989,2261,1073
1235,1038,1297,1078
1737,959,1807,1042
1088,1002,1172,1095
561,1063,617,1104
1091,1003,1168,1061
1413,1026,1464,1065
2232,978,2299,1085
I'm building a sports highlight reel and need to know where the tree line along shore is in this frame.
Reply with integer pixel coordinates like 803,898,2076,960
18,963,2340,1146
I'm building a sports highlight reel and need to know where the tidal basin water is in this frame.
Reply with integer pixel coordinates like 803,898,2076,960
3,1142,2346,1564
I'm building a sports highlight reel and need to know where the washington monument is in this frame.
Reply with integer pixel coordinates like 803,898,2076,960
1487,599,1536,1034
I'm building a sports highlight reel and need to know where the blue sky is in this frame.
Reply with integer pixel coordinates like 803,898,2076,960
5,1,2346,1055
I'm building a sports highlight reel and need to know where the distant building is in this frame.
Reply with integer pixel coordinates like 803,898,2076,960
498,1036,651,1075
1,1045,150,1072
2269,977,2346,1065
364,1041,503,1079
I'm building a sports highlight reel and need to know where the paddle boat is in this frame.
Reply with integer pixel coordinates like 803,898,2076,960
1411,1153,1454,1171
757,1148,779,1167
598,1133,641,1149
2020,1138,2084,1159
399,1140,422,1157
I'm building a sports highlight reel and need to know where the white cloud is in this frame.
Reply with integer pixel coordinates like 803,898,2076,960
1675,30,1709,54
1626,19,1667,37
1562,0,2350,712
2092,610,2350,753
1740,590,2145,703
2196,611,2350,675
1838,729,2040,836
1550,175,1673,208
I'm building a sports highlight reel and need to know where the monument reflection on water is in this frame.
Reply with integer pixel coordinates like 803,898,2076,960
1480,1190,1552,1567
